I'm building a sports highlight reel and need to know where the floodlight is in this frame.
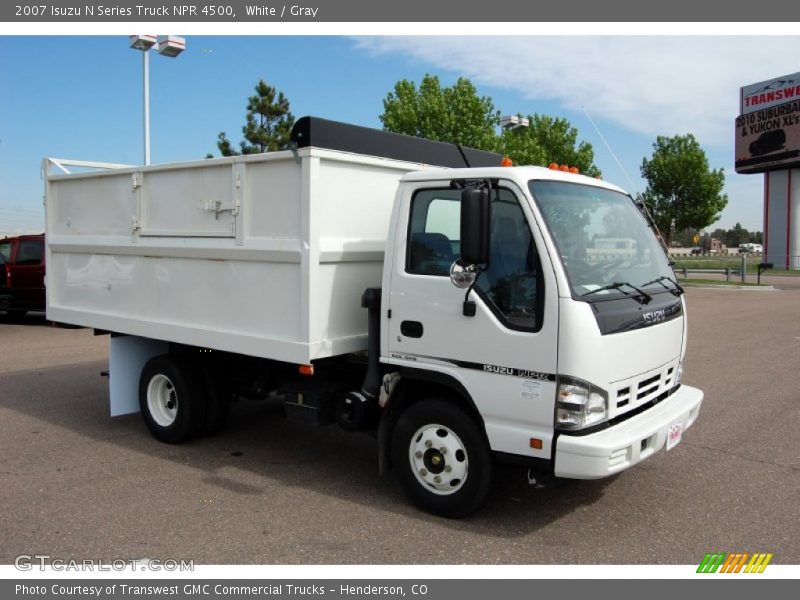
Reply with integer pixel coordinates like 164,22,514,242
500,115,519,129
501,115,529,130
129,35,157,51
157,36,186,58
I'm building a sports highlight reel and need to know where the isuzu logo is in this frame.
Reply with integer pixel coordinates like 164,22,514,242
642,309,667,325
482,365,552,380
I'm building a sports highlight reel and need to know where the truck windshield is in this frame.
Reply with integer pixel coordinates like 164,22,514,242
529,180,673,300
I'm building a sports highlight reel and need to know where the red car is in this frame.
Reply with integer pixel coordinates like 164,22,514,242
0,233,46,315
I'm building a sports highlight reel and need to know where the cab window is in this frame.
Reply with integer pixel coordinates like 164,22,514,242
16,239,44,265
407,187,542,331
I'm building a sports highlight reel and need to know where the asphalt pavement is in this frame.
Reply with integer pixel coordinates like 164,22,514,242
0,286,798,564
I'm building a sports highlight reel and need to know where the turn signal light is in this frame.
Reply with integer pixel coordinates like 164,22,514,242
298,364,315,376
529,438,543,450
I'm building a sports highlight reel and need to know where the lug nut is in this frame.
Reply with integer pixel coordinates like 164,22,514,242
444,465,452,473
420,469,427,476
434,476,441,483
415,451,422,459
425,440,432,448
440,447,447,454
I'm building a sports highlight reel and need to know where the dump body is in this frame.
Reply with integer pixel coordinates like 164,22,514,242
44,148,433,363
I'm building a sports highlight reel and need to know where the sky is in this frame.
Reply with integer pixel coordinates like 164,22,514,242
2,35,800,234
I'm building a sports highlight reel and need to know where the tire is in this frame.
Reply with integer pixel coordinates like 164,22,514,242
139,354,207,444
391,399,492,518
200,368,232,436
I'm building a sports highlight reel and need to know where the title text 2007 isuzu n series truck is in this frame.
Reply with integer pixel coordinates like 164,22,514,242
43,117,703,517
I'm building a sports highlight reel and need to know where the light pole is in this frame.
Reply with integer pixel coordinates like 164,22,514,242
129,35,186,166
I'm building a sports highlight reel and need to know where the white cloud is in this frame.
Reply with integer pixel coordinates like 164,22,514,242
354,36,800,147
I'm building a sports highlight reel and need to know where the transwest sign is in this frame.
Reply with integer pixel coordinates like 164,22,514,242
740,72,800,114
736,73,800,174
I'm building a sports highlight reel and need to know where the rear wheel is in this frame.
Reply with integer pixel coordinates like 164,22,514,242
139,354,206,444
391,399,492,518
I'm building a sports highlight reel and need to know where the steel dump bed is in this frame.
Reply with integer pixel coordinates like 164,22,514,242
44,148,429,363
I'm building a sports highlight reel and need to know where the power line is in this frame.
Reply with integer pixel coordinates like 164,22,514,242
581,106,640,196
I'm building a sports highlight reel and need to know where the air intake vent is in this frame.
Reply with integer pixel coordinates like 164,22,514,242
637,374,661,400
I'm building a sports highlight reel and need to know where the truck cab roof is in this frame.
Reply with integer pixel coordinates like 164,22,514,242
400,165,628,195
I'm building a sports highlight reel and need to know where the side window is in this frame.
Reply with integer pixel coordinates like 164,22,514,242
16,240,44,265
0,242,10,263
478,191,541,331
407,189,461,276
407,187,542,331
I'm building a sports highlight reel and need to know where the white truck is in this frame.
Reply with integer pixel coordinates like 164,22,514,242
738,243,763,255
43,117,703,517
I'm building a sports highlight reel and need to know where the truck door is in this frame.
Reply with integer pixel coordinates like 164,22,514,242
385,182,560,460
11,237,46,310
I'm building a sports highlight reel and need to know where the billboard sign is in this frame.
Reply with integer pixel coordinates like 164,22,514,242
735,100,800,174
740,72,800,115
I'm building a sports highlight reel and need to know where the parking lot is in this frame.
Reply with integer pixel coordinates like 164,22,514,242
1,284,799,565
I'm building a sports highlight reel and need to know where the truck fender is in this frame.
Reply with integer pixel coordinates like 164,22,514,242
377,366,487,476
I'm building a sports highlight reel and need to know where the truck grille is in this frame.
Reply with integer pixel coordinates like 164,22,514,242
614,365,676,414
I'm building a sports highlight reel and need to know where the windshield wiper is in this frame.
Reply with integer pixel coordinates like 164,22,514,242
640,275,685,296
581,281,653,304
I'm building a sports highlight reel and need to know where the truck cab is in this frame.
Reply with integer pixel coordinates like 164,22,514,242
379,166,702,515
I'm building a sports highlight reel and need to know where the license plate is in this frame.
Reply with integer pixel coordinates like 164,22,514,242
666,421,683,451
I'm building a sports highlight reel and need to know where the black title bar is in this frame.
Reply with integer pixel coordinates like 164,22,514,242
3,0,799,22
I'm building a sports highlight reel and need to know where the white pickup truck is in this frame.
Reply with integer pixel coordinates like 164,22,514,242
43,117,703,517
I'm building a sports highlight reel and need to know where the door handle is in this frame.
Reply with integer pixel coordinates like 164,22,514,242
401,320,424,338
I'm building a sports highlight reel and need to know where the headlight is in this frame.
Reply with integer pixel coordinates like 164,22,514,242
555,376,608,431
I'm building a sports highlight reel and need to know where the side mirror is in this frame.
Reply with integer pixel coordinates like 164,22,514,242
460,187,491,266
449,260,476,289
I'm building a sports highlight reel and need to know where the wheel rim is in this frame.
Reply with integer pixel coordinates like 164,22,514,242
147,374,178,427
408,423,468,495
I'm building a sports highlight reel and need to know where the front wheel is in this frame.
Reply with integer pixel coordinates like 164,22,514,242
391,399,492,518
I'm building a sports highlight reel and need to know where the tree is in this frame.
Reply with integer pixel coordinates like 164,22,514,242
709,227,728,245
500,114,601,176
380,75,600,175
640,134,727,246
380,75,499,150
212,79,294,157
672,227,702,248
725,223,751,247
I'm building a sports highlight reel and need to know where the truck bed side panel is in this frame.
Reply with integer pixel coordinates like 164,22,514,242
45,149,425,363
